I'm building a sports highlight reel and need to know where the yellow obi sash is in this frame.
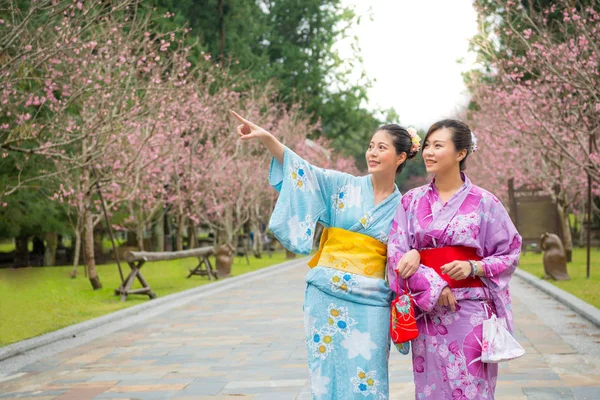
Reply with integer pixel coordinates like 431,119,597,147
308,227,387,279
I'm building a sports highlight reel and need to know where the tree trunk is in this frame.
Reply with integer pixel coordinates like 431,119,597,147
557,202,573,262
85,205,102,289
93,228,105,264
251,216,262,258
579,206,586,247
151,209,164,252
44,232,58,266
223,206,233,245
14,236,29,267
218,0,225,66
164,209,174,251
176,215,185,251
232,233,239,253
188,221,198,249
70,228,82,278
136,219,144,251
126,230,137,246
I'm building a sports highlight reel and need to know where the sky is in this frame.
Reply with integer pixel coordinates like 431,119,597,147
336,0,480,130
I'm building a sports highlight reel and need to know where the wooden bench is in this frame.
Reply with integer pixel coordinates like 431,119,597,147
117,247,217,301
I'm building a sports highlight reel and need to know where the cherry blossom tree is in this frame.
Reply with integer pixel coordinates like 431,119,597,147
466,0,599,254
1,0,360,285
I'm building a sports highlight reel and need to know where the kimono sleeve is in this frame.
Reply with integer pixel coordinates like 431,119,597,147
387,195,448,312
479,200,522,292
268,146,348,255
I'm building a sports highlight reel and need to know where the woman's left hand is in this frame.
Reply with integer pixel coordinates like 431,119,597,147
395,249,421,279
441,261,471,280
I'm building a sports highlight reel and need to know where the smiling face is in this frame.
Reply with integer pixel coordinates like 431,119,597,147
366,129,406,176
421,127,466,175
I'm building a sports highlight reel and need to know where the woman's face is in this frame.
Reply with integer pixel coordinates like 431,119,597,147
366,130,404,175
422,128,464,174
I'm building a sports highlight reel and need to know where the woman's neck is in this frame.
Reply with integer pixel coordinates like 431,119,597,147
371,173,395,198
434,170,464,196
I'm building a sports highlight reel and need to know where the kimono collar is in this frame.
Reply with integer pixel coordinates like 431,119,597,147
420,173,475,245
429,172,472,200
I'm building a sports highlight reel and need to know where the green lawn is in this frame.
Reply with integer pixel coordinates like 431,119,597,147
0,251,288,346
0,239,32,253
518,247,600,309
0,238,128,253
0,237,205,253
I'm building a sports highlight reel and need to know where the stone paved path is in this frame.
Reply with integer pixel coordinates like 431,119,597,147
1,258,599,399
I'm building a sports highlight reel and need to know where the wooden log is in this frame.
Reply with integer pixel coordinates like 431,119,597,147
127,287,155,295
116,247,216,301
124,246,214,263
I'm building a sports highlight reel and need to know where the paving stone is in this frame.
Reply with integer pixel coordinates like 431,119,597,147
570,387,600,400
0,390,67,398
522,387,575,399
177,378,228,396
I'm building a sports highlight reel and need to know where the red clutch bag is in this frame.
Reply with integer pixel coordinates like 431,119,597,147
390,278,419,344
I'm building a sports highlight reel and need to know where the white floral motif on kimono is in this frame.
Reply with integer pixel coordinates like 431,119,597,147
286,214,314,248
308,304,357,360
289,161,313,191
328,272,359,294
310,367,331,399
359,212,373,229
332,184,362,214
326,304,356,336
342,330,377,360
308,326,335,360
377,231,389,244
288,214,314,245
350,367,381,397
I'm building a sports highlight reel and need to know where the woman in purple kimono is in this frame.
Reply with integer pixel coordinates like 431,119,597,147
387,119,521,399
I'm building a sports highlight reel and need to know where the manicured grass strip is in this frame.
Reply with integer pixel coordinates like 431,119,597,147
0,251,288,346
518,247,600,309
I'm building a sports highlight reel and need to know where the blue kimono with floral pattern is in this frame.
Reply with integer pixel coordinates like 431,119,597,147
269,147,401,400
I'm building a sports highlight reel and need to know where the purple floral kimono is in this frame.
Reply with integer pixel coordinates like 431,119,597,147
387,174,521,400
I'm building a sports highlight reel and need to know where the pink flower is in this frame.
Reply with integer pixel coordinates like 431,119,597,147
449,340,460,355
481,340,489,354
414,356,425,373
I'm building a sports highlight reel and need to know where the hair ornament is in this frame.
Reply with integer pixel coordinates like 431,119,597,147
407,127,420,153
470,131,478,153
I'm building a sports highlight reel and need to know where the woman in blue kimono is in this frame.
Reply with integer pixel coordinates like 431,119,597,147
231,111,420,399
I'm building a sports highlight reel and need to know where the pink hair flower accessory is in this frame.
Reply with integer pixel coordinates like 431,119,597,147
407,127,420,153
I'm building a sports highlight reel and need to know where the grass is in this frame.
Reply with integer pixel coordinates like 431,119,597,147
0,237,208,253
0,239,32,253
0,238,128,253
518,247,600,309
0,251,288,347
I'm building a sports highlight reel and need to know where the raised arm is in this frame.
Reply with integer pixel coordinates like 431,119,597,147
230,110,284,164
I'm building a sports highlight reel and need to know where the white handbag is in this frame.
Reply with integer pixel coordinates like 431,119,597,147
481,314,525,363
